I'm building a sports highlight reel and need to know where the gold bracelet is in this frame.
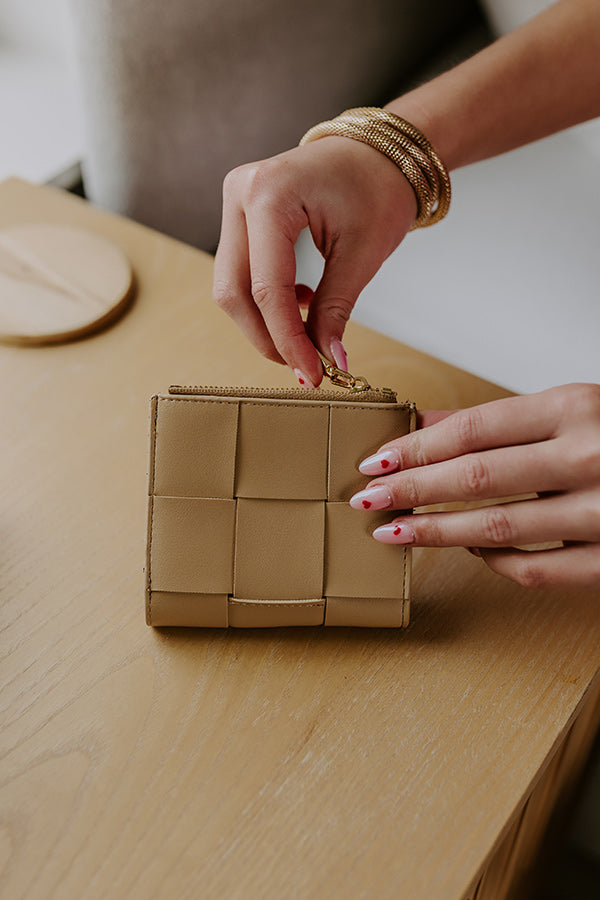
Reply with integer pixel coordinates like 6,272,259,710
300,107,451,229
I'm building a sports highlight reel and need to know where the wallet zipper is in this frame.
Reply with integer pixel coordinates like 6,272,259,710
169,353,408,404
168,384,401,403
169,350,416,406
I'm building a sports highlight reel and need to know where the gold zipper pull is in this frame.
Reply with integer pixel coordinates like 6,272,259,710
317,350,371,393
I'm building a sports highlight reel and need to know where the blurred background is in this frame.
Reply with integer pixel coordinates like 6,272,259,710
1,1,598,896
0,0,81,186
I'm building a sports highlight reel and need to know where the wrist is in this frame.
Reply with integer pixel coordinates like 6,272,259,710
300,107,451,228
384,90,463,173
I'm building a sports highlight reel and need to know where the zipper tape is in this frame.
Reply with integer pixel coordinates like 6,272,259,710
168,384,408,404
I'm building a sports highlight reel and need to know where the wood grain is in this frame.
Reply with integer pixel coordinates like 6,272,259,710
0,178,598,900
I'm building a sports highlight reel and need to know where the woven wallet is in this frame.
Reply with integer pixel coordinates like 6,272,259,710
146,381,416,628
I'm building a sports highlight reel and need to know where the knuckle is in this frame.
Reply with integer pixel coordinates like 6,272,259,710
481,506,514,546
250,278,273,310
245,166,273,205
396,473,421,509
225,155,307,240
222,163,250,197
316,298,352,326
411,433,431,468
221,160,281,214
419,516,443,545
244,159,306,230
514,557,548,590
251,283,302,341
213,279,237,314
251,279,295,317
571,438,600,480
559,383,600,421
457,455,491,498
394,443,411,471
454,407,484,454
245,158,291,207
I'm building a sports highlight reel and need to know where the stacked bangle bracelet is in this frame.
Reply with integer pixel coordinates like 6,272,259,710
300,107,451,229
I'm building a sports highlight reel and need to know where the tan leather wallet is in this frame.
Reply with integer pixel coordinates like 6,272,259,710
146,362,416,628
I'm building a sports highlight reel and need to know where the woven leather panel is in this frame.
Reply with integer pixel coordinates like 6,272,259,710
146,393,414,627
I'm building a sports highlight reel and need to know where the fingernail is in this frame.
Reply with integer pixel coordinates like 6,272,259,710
349,485,392,511
330,339,348,372
359,449,398,476
294,368,316,390
467,547,482,558
373,522,416,544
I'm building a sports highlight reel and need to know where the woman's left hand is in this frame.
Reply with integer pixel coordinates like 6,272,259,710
349,383,600,589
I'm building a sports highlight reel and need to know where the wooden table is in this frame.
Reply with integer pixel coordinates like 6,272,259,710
1,177,599,900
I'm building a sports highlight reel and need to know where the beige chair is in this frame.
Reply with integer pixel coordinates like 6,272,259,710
69,0,478,250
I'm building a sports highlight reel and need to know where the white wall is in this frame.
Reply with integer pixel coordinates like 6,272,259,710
0,0,74,57
0,0,82,182
478,0,550,35
296,120,600,396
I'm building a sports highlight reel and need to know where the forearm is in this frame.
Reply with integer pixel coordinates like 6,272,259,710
387,0,600,170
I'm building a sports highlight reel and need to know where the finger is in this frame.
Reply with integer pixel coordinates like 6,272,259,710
296,284,314,309
352,441,568,510
305,238,371,359
418,410,457,428
372,492,600,548
245,199,323,386
213,178,284,365
479,543,600,589
372,391,563,473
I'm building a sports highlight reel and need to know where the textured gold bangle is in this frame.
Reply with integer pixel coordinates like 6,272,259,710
300,106,451,229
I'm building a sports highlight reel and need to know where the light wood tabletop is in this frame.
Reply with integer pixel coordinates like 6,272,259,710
1,177,599,900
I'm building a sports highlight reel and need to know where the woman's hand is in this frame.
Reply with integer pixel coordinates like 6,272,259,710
213,137,417,388
349,383,600,589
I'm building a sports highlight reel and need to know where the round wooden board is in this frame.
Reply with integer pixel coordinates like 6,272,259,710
0,223,134,345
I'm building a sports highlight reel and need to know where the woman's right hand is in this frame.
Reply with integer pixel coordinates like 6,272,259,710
213,135,418,388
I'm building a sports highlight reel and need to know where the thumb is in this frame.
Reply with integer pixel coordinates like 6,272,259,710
305,245,373,370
